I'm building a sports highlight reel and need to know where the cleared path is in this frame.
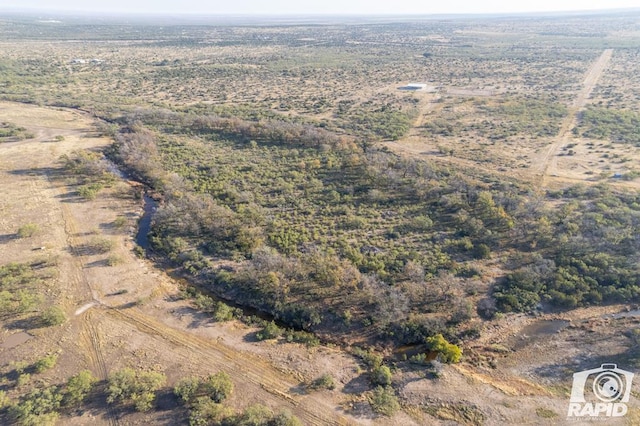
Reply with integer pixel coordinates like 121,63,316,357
537,49,613,184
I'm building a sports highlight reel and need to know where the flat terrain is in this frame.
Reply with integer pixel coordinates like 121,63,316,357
388,47,640,191
1,11,640,425
0,101,638,425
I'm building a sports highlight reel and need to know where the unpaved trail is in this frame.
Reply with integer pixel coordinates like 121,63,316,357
401,89,440,141
0,102,367,425
537,49,613,185
384,50,615,189
0,102,122,425
107,307,351,425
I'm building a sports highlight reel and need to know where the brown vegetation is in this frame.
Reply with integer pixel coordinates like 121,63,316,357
1,10,640,425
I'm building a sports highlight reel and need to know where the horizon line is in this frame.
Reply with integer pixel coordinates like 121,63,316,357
1,7,639,18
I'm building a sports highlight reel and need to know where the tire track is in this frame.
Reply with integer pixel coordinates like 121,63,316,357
537,49,613,184
108,307,354,426
0,102,120,425
82,315,120,426
53,163,120,426
82,313,109,379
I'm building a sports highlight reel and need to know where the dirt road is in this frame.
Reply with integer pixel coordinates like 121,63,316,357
537,49,613,185
384,50,621,190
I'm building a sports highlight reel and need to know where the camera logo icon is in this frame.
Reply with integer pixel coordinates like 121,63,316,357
568,364,634,418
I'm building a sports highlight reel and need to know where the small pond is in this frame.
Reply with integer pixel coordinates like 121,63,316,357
511,319,570,350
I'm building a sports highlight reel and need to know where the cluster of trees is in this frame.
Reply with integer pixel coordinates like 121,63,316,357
150,192,263,260
188,402,302,426
106,368,166,412
119,108,354,151
109,118,475,346
494,184,640,313
108,106,640,354
351,349,400,416
336,105,415,141
174,372,302,425
174,372,233,406
60,150,118,200
5,367,171,425
122,98,416,145
5,369,96,425
0,121,33,141
3,363,303,425
423,96,568,144
425,334,463,363
0,261,66,326
474,96,567,139
576,106,640,145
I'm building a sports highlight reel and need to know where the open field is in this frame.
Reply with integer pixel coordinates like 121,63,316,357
1,13,639,186
1,10,640,425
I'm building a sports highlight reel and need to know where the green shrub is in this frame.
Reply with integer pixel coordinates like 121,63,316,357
63,370,97,406
283,330,320,347
9,386,62,425
493,269,544,313
113,216,128,229
17,223,38,238
77,183,103,200
17,373,31,387
34,354,58,373
270,410,304,426
473,243,491,259
41,306,66,326
371,365,393,386
174,376,201,404
106,254,123,266
87,237,114,254
133,245,145,258
107,368,166,412
408,353,429,365
237,403,274,426
0,390,9,409
425,334,462,364
212,301,237,322
353,348,383,369
256,321,283,341
309,373,336,391
188,397,233,426
192,293,215,311
369,386,400,416
203,372,233,403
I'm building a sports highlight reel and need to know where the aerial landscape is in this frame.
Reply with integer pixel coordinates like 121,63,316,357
0,2,640,425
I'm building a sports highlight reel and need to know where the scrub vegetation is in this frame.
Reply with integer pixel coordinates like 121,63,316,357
1,9,640,425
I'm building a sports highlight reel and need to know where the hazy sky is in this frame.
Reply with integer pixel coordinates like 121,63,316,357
3,0,638,15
